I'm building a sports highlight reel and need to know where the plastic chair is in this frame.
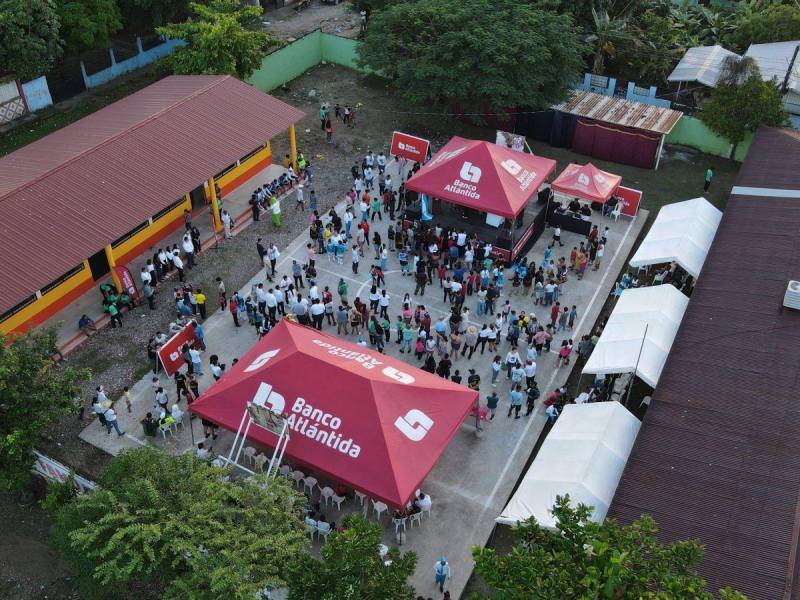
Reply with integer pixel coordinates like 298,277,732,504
354,490,366,506
331,494,346,510
305,517,317,538
421,497,432,519
378,543,389,558
254,453,268,472
279,464,291,477
392,517,407,535
243,447,257,467
303,476,318,496
611,203,622,222
159,422,173,439
316,521,332,543
291,470,306,488
372,500,388,520
408,512,423,528
639,395,652,409
319,486,335,506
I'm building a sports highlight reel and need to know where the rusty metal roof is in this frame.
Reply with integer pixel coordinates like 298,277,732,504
0,75,304,315
609,127,800,600
553,90,683,135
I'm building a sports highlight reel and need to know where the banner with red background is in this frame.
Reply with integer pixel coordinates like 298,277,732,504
157,321,200,376
390,131,430,163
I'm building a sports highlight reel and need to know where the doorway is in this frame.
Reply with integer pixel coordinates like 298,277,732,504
87,249,110,280
190,184,207,210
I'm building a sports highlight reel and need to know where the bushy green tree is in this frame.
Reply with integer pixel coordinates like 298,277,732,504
288,514,417,600
0,0,62,79
57,0,122,53
357,0,584,112
700,73,789,156
53,447,309,599
158,0,280,80
0,328,88,491
117,0,192,34
473,496,745,599
612,11,690,86
725,4,800,53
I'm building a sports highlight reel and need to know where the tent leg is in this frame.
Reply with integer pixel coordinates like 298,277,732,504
232,419,253,468
654,135,665,170
226,409,249,465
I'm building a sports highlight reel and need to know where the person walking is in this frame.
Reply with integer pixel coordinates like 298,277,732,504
351,245,360,274
104,406,125,436
704,166,714,192
267,242,280,280
552,225,564,247
434,557,450,594
143,282,155,309
221,210,233,238
491,355,502,386
508,384,523,419
229,296,240,327
172,250,185,282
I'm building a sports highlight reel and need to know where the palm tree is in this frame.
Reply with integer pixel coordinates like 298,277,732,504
585,5,629,74
718,55,760,86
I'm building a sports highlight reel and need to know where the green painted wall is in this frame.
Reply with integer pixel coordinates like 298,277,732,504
248,31,365,92
666,115,752,162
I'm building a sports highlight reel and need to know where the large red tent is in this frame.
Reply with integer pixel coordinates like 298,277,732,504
190,321,478,507
404,136,557,219
551,162,621,203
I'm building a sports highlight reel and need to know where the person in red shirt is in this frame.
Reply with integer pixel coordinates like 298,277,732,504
550,301,561,328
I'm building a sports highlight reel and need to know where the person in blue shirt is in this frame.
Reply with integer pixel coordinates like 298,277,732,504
193,321,206,350
508,384,523,419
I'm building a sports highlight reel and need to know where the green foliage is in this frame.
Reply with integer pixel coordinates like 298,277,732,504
473,496,745,600
357,0,584,113
57,0,122,53
725,4,800,53
585,5,628,75
0,0,62,79
117,0,192,33
700,73,789,153
288,513,417,600
40,475,78,514
0,328,88,491
157,0,281,80
53,447,309,600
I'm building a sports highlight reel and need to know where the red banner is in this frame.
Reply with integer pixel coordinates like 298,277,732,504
617,186,642,217
157,321,199,376
390,131,430,164
113,265,139,301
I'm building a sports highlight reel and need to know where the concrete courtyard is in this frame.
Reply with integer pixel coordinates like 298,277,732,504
79,159,647,597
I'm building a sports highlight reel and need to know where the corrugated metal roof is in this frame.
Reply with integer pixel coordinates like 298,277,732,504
745,41,800,94
667,45,741,88
0,75,304,314
609,127,800,600
553,90,683,135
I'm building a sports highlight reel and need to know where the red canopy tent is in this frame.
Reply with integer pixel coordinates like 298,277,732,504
190,320,478,507
404,136,557,219
551,163,622,204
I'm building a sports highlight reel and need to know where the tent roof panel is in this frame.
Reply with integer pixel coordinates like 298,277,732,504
668,45,741,87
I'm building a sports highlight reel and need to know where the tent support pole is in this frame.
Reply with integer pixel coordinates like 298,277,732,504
654,135,665,170
232,419,253,468
226,409,250,465
266,421,289,478
625,323,649,407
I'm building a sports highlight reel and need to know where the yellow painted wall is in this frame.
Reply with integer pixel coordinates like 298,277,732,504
112,197,191,264
216,145,271,193
0,260,93,336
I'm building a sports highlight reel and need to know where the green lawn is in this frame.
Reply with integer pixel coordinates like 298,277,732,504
0,63,168,158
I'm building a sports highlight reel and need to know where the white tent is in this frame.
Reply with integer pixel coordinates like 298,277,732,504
582,285,689,388
496,402,641,528
628,197,722,278
667,45,741,87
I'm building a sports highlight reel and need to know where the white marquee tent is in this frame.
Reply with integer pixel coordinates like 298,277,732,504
667,45,741,88
628,197,722,278
496,402,641,528
581,285,689,388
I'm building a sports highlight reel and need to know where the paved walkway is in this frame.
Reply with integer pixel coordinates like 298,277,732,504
44,163,287,353
79,157,647,597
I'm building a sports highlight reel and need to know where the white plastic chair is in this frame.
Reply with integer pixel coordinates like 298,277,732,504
372,500,388,520
319,486,335,506
408,512,423,528
279,464,292,477
254,453,268,472
378,543,389,558
243,447,257,467
331,494,346,510
354,490,366,506
159,422,173,439
611,203,622,221
316,521,332,542
305,517,317,538
421,497,432,519
639,395,652,409
303,476,318,496
291,470,306,488
392,516,407,535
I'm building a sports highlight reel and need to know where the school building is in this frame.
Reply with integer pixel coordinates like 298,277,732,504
0,75,304,336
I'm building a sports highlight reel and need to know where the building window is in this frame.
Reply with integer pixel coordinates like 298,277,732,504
0,294,38,324
214,144,265,180
111,220,150,248
152,197,185,222
40,263,86,296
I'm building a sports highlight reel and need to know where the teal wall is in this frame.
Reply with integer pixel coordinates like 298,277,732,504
248,31,365,92
666,115,752,162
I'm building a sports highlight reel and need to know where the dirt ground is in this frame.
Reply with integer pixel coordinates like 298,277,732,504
9,62,740,599
261,0,361,40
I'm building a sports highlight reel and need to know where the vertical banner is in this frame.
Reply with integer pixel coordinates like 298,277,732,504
420,193,433,221
617,186,642,218
390,131,431,164
113,265,139,301
157,321,200,376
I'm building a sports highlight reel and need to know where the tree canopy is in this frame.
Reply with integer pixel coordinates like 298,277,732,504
473,496,745,600
725,3,800,53
357,0,584,112
0,328,88,491
288,514,417,600
117,0,193,34
158,0,280,80
56,0,122,54
700,72,789,155
52,448,309,600
0,0,62,80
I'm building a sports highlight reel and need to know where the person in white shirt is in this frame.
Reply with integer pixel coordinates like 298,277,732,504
376,151,386,173
524,360,537,387
308,282,320,301
140,267,151,286
273,287,285,315
221,210,233,239
195,443,210,460
103,407,124,436
264,289,278,323
172,250,185,282
378,290,390,319
295,183,305,211
365,151,375,168
182,234,195,268
464,247,474,271
364,166,374,190
456,231,467,248
354,177,363,195
188,347,203,375
384,174,393,192
310,299,326,330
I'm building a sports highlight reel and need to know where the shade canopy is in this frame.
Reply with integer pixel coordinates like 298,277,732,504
582,285,689,388
629,197,722,278
190,320,478,507
404,136,556,219
496,402,641,528
551,162,622,203
667,45,741,87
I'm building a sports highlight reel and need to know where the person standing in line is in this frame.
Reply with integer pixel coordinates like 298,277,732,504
140,266,151,288
292,260,305,289
143,282,155,309
508,384,523,419
486,391,499,420
195,289,207,320
172,249,185,282
188,346,202,376
265,288,278,325
296,183,306,211
182,234,195,268
704,166,714,192
221,210,233,238
274,286,285,316
256,237,266,266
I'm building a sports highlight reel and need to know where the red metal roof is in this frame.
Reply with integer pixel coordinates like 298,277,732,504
0,75,304,314
609,127,800,600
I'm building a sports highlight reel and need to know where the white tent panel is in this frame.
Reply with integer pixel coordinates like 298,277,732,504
744,41,800,93
497,403,641,528
629,197,722,278
668,45,741,87
582,285,689,387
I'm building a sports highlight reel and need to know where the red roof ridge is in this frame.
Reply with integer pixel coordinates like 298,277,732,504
0,75,231,205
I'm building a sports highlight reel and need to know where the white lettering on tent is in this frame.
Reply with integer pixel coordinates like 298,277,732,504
288,397,360,459
311,339,383,370
382,366,415,385
244,349,280,372
394,409,434,441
